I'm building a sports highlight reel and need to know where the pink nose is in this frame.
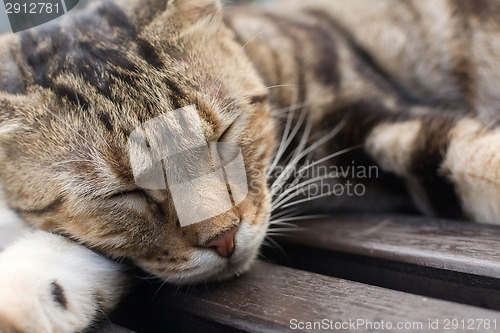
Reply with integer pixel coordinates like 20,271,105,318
204,227,238,258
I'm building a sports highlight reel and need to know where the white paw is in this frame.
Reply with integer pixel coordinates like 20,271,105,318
0,231,126,333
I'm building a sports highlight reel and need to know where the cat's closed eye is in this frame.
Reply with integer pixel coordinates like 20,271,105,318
0,0,275,289
106,190,155,210
108,190,149,201
248,93,268,106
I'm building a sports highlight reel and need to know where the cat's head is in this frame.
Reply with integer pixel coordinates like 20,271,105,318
0,0,275,284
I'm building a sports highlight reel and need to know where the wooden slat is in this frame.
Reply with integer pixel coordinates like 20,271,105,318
282,215,500,279
91,322,135,333
264,214,500,310
113,262,500,332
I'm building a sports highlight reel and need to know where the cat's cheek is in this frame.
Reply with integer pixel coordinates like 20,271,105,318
234,217,268,264
130,188,271,284
135,216,269,284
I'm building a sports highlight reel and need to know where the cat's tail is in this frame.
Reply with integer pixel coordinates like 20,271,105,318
350,103,500,224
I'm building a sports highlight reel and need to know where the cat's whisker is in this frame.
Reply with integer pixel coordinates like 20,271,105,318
268,88,299,176
272,174,340,210
253,84,302,93
262,236,289,260
277,157,313,198
271,98,333,119
278,107,309,163
266,231,296,237
270,207,299,219
266,233,298,239
271,101,307,117
278,187,342,210
271,215,299,223
279,111,315,167
88,120,113,152
269,221,298,227
288,145,359,191
269,99,340,145
270,110,310,188
270,214,300,224
271,114,349,196
271,113,312,195
218,99,240,115
272,112,292,119
267,227,306,233
272,146,359,207
270,214,328,225
116,256,128,265
170,284,183,300
218,84,300,117
260,239,273,247
134,274,158,281
151,279,170,303
295,146,361,178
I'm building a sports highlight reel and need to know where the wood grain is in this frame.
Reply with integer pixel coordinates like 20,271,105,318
91,322,135,333
280,215,500,279
124,261,500,332
108,215,500,331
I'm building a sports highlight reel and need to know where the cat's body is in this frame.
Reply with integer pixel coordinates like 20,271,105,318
1,0,500,331
226,0,500,222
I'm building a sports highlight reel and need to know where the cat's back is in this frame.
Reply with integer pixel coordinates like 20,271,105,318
226,0,500,115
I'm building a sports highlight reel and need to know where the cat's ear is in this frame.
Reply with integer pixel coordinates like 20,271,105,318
119,0,222,32
174,0,222,26
0,93,27,141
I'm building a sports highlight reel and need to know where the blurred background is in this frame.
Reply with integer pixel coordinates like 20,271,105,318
0,0,267,34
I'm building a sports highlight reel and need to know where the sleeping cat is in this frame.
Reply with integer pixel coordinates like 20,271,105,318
2,0,500,331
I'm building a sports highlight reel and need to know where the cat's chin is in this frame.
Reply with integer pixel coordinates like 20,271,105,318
147,218,268,286
164,249,259,286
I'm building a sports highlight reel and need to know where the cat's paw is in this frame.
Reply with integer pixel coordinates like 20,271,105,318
443,118,500,224
0,231,127,333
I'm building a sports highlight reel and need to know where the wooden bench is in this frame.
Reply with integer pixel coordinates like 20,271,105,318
98,214,500,332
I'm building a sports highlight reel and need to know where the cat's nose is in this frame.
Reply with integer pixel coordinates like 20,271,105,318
204,226,238,258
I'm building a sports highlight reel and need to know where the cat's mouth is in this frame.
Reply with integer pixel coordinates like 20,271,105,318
134,217,268,285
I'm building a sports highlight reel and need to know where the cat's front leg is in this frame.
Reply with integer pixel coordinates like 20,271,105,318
0,230,127,333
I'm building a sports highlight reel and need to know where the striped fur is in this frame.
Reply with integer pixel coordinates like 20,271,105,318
0,1,274,330
0,0,275,282
1,0,500,331
225,0,500,223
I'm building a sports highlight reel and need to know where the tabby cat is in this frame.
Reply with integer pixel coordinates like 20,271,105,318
1,0,500,331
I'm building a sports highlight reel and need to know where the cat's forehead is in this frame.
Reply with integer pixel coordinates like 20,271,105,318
20,3,176,100
17,1,252,124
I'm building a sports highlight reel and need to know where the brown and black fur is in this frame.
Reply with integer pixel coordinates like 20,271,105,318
225,0,500,223
2,0,500,329
0,0,275,282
